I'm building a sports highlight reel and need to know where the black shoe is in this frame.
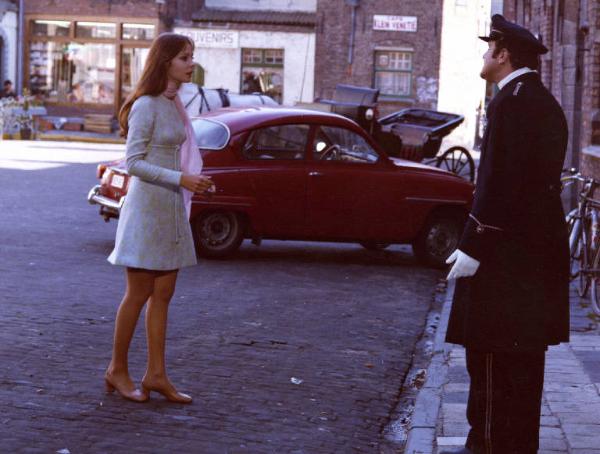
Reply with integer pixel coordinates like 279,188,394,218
439,449,473,454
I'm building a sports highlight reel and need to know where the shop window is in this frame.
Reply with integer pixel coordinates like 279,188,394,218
29,41,115,104
121,47,150,102
240,48,284,104
374,50,413,97
27,18,155,107
122,24,155,41
76,22,116,39
31,20,70,37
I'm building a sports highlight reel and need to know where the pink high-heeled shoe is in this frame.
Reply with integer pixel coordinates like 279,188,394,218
104,376,149,403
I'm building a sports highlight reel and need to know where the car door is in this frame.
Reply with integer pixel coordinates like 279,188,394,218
240,123,310,237
306,124,410,241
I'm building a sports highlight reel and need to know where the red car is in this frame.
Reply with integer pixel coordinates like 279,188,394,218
88,107,473,267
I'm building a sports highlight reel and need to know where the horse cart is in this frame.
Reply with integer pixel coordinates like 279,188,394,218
313,84,476,182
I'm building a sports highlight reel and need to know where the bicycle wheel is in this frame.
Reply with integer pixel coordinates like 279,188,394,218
578,220,591,298
567,212,582,280
589,246,600,316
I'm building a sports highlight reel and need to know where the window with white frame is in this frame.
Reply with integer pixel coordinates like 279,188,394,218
374,50,413,97
241,48,284,103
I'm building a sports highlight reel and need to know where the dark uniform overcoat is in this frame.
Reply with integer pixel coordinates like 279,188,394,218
446,71,570,351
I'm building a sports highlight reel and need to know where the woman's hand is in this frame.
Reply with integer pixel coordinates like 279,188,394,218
180,174,215,193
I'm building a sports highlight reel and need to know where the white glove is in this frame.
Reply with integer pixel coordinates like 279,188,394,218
446,249,480,280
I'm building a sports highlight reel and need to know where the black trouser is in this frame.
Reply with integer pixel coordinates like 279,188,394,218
464,349,546,454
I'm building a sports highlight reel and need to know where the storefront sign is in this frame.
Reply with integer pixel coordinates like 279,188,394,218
373,15,418,32
175,28,239,49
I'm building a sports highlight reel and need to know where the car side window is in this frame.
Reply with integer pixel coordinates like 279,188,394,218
243,124,310,160
313,126,379,164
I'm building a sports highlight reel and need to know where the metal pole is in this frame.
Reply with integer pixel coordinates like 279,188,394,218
16,0,24,96
345,0,360,75
348,5,356,66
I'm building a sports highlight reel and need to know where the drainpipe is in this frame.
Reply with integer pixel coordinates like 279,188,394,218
572,0,587,168
16,0,24,96
570,0,588,207
346,0,360,76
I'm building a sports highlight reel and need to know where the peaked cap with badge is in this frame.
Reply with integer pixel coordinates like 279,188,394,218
479,14,548,55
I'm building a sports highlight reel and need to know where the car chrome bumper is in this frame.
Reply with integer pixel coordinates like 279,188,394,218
87,185,125,219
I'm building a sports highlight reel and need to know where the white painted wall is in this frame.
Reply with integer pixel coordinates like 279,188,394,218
0,10,17,86
438,0,491,151
205,0,316,12
176,27,315,106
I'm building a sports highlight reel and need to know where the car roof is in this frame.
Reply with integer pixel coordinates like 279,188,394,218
191,106,363,136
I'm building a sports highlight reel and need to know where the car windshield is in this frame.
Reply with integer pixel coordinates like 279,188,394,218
191,119,230,150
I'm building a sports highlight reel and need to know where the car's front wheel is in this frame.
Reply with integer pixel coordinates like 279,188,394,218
412,211,464,268
194,211,244,258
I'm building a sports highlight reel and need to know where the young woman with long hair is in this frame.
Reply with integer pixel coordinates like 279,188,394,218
104,33,213,403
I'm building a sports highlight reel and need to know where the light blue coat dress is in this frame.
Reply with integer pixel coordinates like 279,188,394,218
107,95,197,270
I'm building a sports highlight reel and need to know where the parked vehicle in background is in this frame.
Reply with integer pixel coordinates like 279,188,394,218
88,107,473,267
307,84,476,183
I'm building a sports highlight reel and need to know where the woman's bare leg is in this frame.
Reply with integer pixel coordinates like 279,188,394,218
142,270,192,403
105,268,154,401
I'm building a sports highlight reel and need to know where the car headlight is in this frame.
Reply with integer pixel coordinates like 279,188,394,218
365,108,374,121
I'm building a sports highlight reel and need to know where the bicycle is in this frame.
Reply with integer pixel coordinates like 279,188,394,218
561,169,600,316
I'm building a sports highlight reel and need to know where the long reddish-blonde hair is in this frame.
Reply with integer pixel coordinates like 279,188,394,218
118,33,194,137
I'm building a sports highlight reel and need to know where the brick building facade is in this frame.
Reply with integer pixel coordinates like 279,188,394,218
503,0,600,181
315,0,443,116
16,0,483,146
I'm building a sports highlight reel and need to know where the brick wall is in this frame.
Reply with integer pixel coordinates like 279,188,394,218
25,0,161,18
502,0,600,179
314,0,443,114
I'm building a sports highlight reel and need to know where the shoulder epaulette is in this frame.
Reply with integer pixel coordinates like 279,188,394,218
513,82,523,96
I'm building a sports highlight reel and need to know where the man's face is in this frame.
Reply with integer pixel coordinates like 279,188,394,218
4,83,12,92
480,41,503,82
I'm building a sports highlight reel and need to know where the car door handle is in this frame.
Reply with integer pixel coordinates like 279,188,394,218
309,171,323,177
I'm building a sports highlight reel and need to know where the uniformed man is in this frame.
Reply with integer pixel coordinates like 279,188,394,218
443,14,570,454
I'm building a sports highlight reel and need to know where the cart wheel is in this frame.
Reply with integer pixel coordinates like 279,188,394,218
436,146,475,182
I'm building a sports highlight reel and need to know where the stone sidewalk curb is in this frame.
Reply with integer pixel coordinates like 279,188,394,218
404,279,455,454
37,132,125,144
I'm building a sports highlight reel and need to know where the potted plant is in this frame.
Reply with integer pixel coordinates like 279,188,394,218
0,89,44,140
16,112,34,140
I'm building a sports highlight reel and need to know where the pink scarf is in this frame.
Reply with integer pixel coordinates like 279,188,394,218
164,80,203,218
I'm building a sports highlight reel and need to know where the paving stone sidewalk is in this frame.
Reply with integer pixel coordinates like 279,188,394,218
405,281,600,454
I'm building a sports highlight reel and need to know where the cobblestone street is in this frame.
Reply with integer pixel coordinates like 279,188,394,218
0,142,441,453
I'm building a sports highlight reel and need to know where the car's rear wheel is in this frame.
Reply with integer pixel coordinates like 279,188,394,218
412,211,464,268
359,241,391,251
194,211,244,258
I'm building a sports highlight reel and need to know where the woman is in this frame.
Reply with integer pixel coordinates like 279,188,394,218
104,33,213,403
